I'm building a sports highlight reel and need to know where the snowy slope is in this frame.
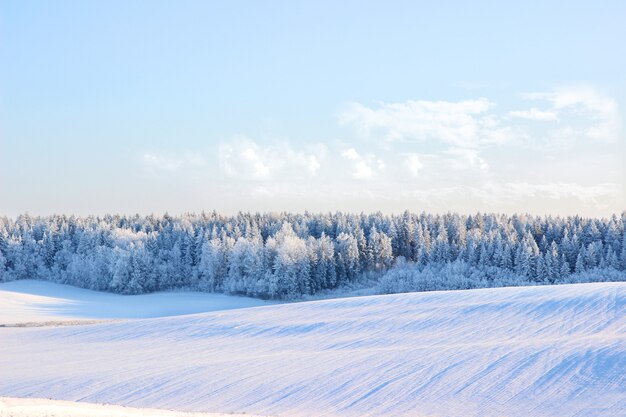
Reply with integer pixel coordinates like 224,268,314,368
1,283,624,417
0,280,274,325
0,397,269,417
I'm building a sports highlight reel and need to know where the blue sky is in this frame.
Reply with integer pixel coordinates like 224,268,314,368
1,1,624,216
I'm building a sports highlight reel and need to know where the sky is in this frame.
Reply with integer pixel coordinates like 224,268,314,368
1,0,624,217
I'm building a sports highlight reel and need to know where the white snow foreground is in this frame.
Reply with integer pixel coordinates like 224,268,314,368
0,280,273,325
0,397,268,417
1,283,624,417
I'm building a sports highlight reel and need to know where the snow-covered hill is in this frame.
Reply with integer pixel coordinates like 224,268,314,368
0,280,274,325
1,282,624,417
0,397,269,417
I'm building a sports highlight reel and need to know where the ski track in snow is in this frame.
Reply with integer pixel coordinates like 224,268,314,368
1,282,625,416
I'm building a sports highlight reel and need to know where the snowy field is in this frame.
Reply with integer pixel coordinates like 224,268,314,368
0,397,269,417
0,280,273,325
1,282,624,417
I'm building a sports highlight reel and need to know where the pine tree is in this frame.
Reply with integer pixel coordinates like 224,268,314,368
499,244,513,270
621,232,626,269
585,243,600,269
367,226,393,271
536,255,548,282
0,211,624,299
575,250,585,273
336,233,359,284
559,254,570,278
198,237,228,292
0,249,6,282
607,249,620,270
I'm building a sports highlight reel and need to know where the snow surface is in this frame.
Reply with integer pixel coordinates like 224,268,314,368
0,280,274,325
0,397,269,417
1,282,624,417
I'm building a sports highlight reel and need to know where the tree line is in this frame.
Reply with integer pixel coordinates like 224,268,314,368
0,211,624,298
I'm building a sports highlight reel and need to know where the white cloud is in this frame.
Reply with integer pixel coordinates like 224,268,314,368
399,182,621,213
283,144,324,176
403,153,423,177
338,98,514,148
340,147,377,179
526,87,617,115
307,156,321,174
341,148,360,161
445,148,489,172
522,87,620,142
219,140,271,179
340,88,621,152
139,87,621,216
352,161,374,180
219,138,326,180
478,182,622,210
509,182,619,200
142,152,206,173
508,108,558,121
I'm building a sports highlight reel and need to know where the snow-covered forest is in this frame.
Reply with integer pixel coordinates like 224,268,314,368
0,212,625,299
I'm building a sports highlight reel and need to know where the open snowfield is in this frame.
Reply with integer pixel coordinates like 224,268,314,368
0,397,270,417
0,280,273,326
1,282,625,417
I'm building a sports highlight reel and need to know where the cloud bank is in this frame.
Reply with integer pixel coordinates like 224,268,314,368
141,86,622,216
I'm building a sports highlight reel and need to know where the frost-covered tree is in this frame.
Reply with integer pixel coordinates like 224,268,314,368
367,226,393,271
0,249,6,282
575,249,586,274
621,232,626,269
559,254,570,278
268,224,311,298
0,211,623,299
198,237,230,292
336,232,360,284
225,237,264,296
314,233,336,289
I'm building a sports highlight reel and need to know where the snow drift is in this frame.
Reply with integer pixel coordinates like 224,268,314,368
1,282,624,417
